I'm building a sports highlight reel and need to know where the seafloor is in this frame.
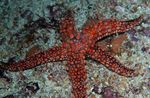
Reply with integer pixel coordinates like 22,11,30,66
0,0,149,98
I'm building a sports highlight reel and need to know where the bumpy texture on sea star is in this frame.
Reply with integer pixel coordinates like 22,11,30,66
0,10,142,98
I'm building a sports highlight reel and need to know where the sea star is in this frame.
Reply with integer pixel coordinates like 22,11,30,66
0,10,142,98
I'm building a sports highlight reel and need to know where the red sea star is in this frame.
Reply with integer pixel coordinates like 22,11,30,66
0,11,142,98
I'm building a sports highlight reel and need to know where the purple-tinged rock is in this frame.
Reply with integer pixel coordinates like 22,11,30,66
47,3,66,20
131,36,139,42
127,30,140,42
143,29,150,37
101,86,120,98
128,29,137,36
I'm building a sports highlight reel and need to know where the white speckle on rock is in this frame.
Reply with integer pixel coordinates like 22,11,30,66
115,6,125,13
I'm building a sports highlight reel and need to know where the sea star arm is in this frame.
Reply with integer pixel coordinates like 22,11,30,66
0,46,66,72
59,10,76,41
66,53,87,98
87,48,138,77
95,15,143,39
82,15,142,41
